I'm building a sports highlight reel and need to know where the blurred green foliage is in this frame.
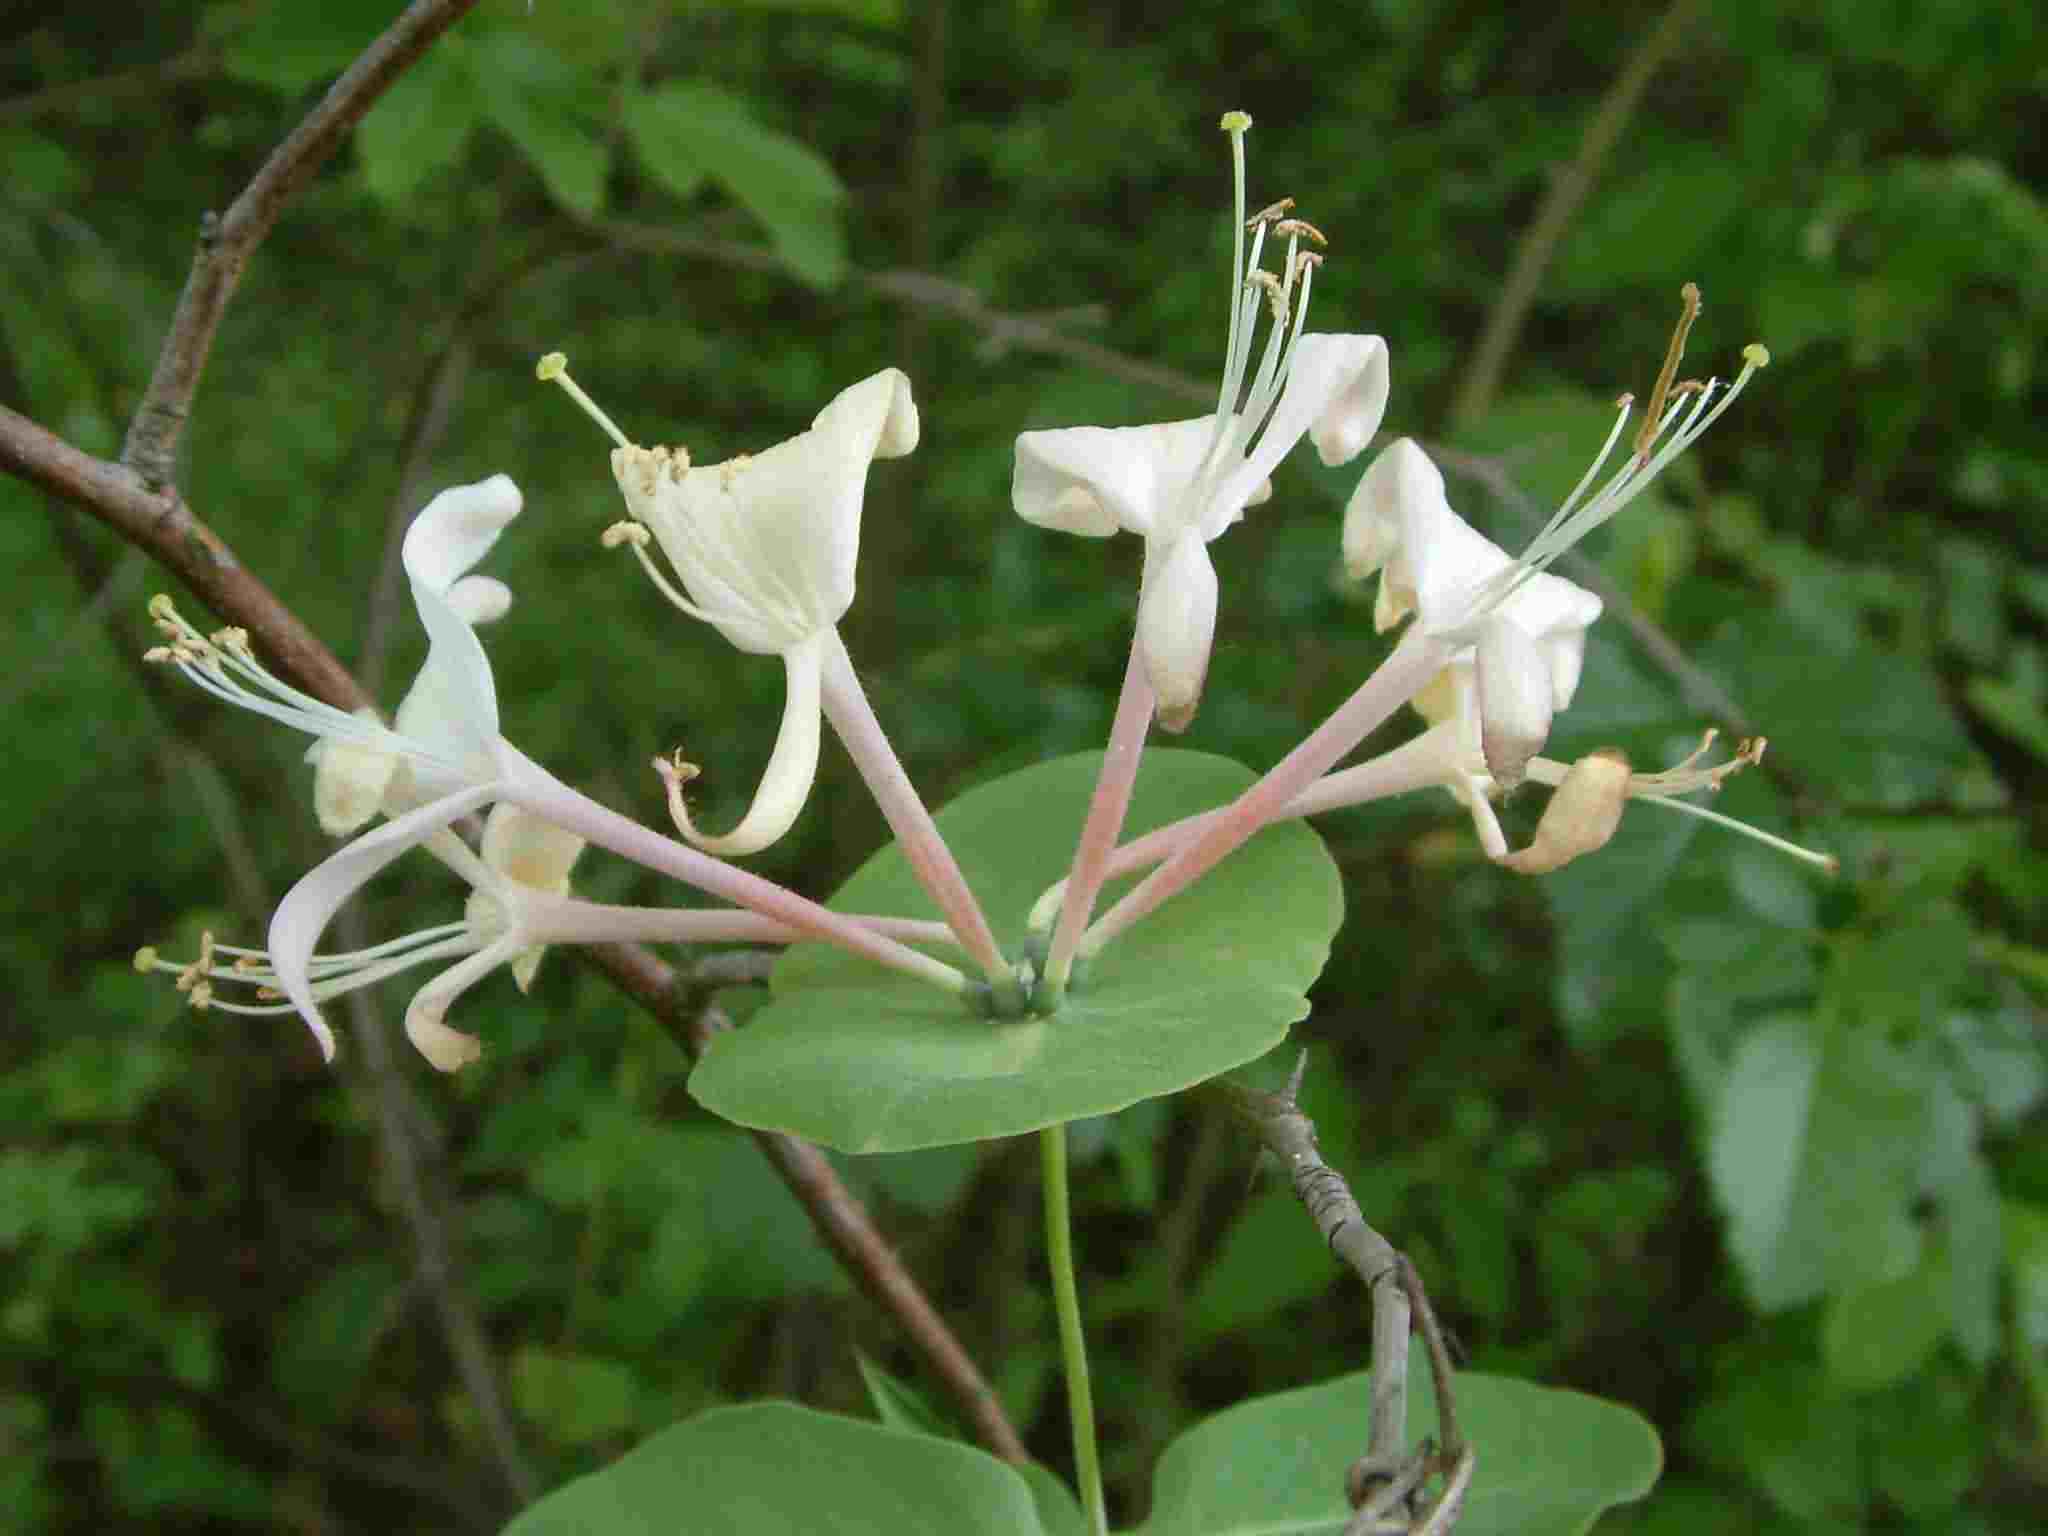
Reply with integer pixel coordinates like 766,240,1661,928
2,0,2043,1530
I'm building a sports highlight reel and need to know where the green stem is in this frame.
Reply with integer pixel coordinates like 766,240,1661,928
1041,1122,1108,1535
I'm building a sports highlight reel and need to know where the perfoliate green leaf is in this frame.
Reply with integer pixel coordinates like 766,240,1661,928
690,751,1343,1152
624,82,848,286
1133,1361,1661,1536
502,1402,1044,1534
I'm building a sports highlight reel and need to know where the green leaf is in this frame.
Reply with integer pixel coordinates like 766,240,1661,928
1820,1250,1949,1391
502,1402,1045,1534
691,751,1343,1152
856,1352,959,1441
624,83,848,286
1703,613,1973,807
1709,1013,1928,1311
510,1349,638,1447
218,3,397,94
356,42,479,205
1132,1363,1661,1536
1189,1187,1334,1342
474,35,608,216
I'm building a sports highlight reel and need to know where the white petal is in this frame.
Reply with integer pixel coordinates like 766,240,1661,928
617,373,912,655
814,366,919,460
1220,333,1389,514
1342,436,1440,582
307,712,398,836
1500,750,1632,874
401,475,522,595
480,804,584,895
393,576,501,796
1012,417,1219,540
1305,334,1390,467
667,630,826,855
268,782,500,1061
446,575,512,627
1137,534,1218,733
1475,614,1555,788
404,941,517,1072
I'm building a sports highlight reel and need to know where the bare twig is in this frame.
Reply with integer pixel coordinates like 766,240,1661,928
585,940,1030,1465
1447,0,1703,431
1204,1069,1468,1535
344,984,543,1505
120,0,485,487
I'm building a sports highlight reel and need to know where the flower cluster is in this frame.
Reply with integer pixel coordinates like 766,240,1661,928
141,111,1828,1071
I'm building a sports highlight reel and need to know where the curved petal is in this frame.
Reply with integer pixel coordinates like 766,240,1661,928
307,714,398,837
813,365,919,461
446,575,512,626
1012,417,1219,540
480,804,584,895
1475,614,1555,788
1137,534,1219,733
393,577,501,797
1500,750,1632,874
1219,333,1389,518
666,631,826,855
401,475,522,595
1305,334,1390,467
269,781,500,1061
1342,436,1441,585
404,938,519,1071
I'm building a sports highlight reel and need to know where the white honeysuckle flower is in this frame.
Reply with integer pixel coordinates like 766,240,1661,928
1344,437,1602,787
135,802,586,1071
146,475,531,1055
1011,111,1390,731
538,354,918,855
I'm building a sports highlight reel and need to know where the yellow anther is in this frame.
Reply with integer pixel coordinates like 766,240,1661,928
1273,217,1327,247
133,945,159,973
1247,269,1287,325
1220,110,1252,134
187,980,213,1012
536,351,567,381
143,646,175,664
1247,197,1295,229
148,594,178,622
1743,342,1771,369
601,521,651,549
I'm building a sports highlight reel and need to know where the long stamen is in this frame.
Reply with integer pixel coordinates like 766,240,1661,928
143,596,464,776
536,352,633,451
1634,282,1700,462
1214,111,1253,422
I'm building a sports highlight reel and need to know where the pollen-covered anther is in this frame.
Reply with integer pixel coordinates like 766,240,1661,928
600,520,651,550
1272,217,1327,247
1247,269,1288,324
173,930,216,995
1294,250,1325,277
652,751,706,836
1247,196,1296,229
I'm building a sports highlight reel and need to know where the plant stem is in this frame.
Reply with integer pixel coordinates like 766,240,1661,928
1041,1122,1107,1535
